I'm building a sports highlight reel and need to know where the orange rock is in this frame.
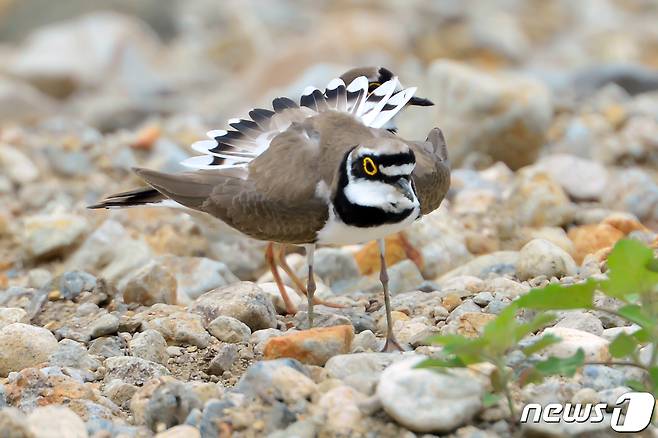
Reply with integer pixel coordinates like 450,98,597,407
354,233,423,275
457,312,496,338
601,213,648,235
442,293,462,312
131,124,161,150
263,325,354,366
568,223,625,264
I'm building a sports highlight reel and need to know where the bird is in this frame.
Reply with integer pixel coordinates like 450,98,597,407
89,71,450,351
265,66,436,314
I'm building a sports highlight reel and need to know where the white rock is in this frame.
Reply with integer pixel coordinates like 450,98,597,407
0,144,39,184
555,311,604,336
259,282,302,314
516,239,578,280
427,59,552,170
22,214,88,258
314,385,367,436
0,323,59,376
155,425,200,438
0,308,28,330
536,154,609,200
543,327,610,362
27,405,88,438
157,256,239,304
377,356,485,433
207,316,251,344
129,330,169,365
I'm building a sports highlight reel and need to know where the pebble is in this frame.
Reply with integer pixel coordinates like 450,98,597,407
259,282,302,315
103,379,138,408
123,261,178,306
236,359,316,404
44,271,97,300
190,282,277,331
307,248,361,293
0,307,29,330
156,425,201,438
129,330,169,365
440,251,519,280
207,315,251,343
555,311,604,336
0,407,31,436
0,323,59,376
314,385,367,436
0,144,39,184
542,327,610,362
535,154,609,200
392,317,437,347
377,356,485,433
142,310,212,349
351,329,380,352
88,336,126,358
384,259,425,295
263,325,354,366
157,255,239,304
568,223,625,264
142,380,201,432
208,344,238,375
104,356,170,386
516,238,578,280
27,405,88,438
49,339,100,371
21,214,88,259
325,352,402,395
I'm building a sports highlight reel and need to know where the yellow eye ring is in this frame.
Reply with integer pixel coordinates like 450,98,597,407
363,157,378,176
368,82,381,92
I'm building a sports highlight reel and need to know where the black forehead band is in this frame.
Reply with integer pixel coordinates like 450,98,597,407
378,67,394,82
367,151,415,167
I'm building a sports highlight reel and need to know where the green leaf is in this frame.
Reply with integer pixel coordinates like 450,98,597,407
649,367,658,395
534,349,585,377
522,334,561,356
608,333,638,358
632,328,651,343
518,367,545,387
617,304,656,329
483,392,502,408
605,239,658,298
479,305,519,355
416,357,466,369
515,280,596,310
626,379,648,392
513,313,557,342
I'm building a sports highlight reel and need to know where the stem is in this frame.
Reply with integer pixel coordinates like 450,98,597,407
584,361,649,372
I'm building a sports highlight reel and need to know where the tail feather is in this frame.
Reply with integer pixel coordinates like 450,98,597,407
88,186,176,209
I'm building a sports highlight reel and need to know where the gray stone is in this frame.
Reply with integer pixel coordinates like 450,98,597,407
123,261,178,306
207,316,251,344
377,356,485,433
325,352,403,395
0,308,28,330
440,251,519,280
88,336,126,358
473,292,494,306
307,248,361,293
130,330,169,365
0,407,31,437
143,380,201,432
190,282,277,331
44,271,97,300
235,358,311,401
208,344,238,376
89,313,120,339
555,311,604,336
104,356,170,386
49,339,100,371
27,406,88,438
536,154,609,200
516,238,578,280
158,255,239,304
21,214,88,258
386,260,425,295
142,311,211,348
103,379,138,408
0,323,59,377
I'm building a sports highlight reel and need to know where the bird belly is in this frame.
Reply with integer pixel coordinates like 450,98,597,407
315,205,419,245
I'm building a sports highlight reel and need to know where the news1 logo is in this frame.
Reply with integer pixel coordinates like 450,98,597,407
520,392,655,432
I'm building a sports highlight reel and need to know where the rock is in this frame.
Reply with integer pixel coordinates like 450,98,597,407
555,311,604,336
306,248,360,293
542,327,610,362
0,79,56,123
0,323,58,376
130,330,169,365
156,425,200,438
88,336,126,358
207,316,251,344
457,312,497,337
236,358,316,403
0,307,28,330
427,59,552,170
504,168,573,227
351,330,381,352
293,309,353,330
526,226,575,256
535,154,609,200
123,261,178,306
53,311,119,343
27,406,88,438
141,380,201,432
325,352,402,395
602,212,648,235
208,344,238,375
377,356,485,433
90,313,120,339
314,385,367,436
104,356,170,386
0,144,39,184
44,271,97,300
440,251,519,280
568,223,625,264
190,282,277,331
27,269,53,289
516,239,578,280
473,292,494,306
259,282,303,315
157,255,239,304
142,310,211,349
582,366,634,391
602,168,658,223
103,379,138,408
385,260,425,295
0,407,31,436
21,214,88,258
392,317,437,347
263,325,354,366
49,339,100,371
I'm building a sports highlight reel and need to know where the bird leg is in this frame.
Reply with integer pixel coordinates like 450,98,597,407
379,238,404,352
278,244,345,309
265,242,297,315
305,244,316,328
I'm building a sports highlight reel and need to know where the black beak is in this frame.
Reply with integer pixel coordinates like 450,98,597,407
408,96,434,106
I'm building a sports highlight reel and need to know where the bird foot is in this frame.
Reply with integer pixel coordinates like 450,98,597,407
381,336,406,352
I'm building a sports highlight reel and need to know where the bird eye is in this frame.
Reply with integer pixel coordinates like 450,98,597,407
362,157,378,176
368,82,381,92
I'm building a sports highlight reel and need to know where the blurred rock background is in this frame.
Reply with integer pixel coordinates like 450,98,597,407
1,1,658,436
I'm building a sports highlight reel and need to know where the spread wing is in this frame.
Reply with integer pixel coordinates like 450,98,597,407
409,128,451,215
